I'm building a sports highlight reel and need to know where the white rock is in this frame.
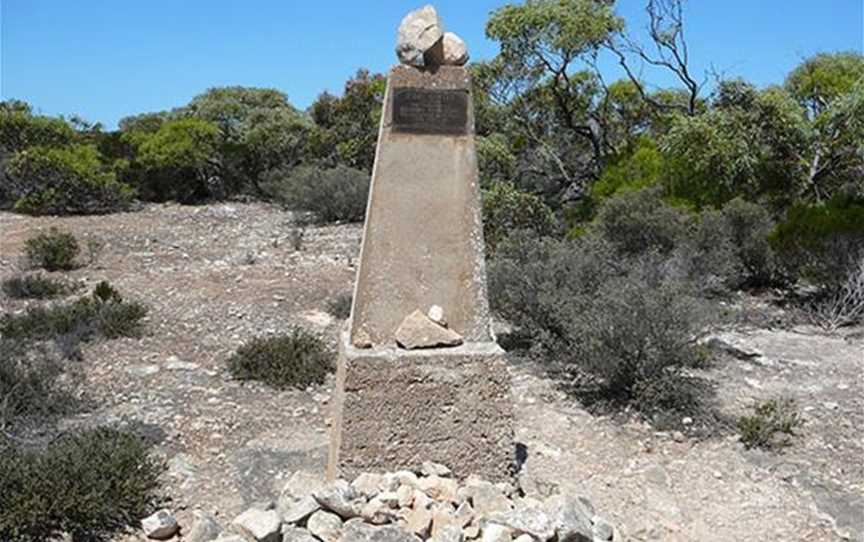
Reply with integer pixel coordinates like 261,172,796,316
431,524,464,542
396,5,444,67
307,510,344,542
395,310,463,349
185,510,222,542
282,525,321,542
232,508,282,542
418,475,459,502
314,479,363,519
426,306,447,327
421,461,452,477
442,32,469,66
278,495,320,524
141,509,179,540
481,524,513,542
352,472,388,497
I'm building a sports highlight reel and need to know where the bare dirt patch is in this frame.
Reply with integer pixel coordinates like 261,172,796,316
1,203,860,541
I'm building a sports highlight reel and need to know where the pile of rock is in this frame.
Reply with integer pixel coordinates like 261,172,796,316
142,463,619,542
396,5,469,67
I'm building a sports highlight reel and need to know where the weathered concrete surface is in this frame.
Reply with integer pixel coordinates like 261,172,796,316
349,65,492,347
328,330,514,482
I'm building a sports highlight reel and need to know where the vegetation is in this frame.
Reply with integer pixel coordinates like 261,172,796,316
0,339,80,429
1,274,76,299
738,397,803,450
327,292,353,320
0,427,163,542
263,165,370,223
24,228,81,271
0,282,147,349
228,328,333,389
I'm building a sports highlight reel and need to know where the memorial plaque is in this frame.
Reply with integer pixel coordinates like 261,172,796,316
392,87,468,135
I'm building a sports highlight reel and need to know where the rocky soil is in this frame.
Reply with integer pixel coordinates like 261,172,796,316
0,202,861,542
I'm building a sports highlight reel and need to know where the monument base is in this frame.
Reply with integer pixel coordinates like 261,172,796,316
327,328,514,482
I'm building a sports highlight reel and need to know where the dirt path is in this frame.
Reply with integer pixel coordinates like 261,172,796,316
1,203,860,541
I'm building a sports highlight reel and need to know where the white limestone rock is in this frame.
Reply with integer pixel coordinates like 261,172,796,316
141,509,180,540
232,508,282,542
307,510,344,542
395,310,463,349
396,5,444,67
442,32,469,66
185,510,222,542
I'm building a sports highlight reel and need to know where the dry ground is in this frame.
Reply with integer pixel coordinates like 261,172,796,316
0,202,861,541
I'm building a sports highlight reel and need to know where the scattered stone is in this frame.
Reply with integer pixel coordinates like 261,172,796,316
701,334,764,360
142,509,179,540
489,503,555,541
362,498,399,525
353,472,389,497
544,494,593,542
421,461,452,477
282,471,328,499
395,310,464,349
431,506,459,538
307,510,344,542
342,521,424,542
185,510,222,542
397,484,416,508
406,503,434,537
282,525,321,542
278,495,320,524
128,364,160,377
442,32,469,66
427,306,447,327
454,502,475,528
214,536,246,542
591,517,614,541
431,524,464,542
165,355,199,370
672,431,686,443
353,328,374,349
232,508,282,542
480,524,512,542
396,5,444,67
314,480,363,519
513,535,533,542
419,475,459,502
463,480,512,517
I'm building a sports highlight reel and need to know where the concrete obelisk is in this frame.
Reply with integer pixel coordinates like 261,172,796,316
327,5,513,482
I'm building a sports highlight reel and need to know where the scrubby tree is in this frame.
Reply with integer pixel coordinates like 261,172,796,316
132,118,222,202
308,70,385,172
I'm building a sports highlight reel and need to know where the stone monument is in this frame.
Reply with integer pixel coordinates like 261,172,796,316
327,5,514,482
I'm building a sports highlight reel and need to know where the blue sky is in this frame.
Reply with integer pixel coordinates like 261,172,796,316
1,1,861,128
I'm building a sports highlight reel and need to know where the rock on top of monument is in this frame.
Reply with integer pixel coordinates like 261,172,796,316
442,32,469,66
396,5,445,67
395,309,464,350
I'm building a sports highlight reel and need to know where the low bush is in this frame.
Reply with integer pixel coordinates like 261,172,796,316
593,187,688,257
263,165,370,224
770,196,864,288
327,292,353,320
0,282,147,348
1,274,76,299
0,339,79,429
720,198,778,286
489,231,710,415
738,397,802,449
482,181,557,255
228,328,333,389
0,427,163,542
5,144,134,215
809,256,864,331
24,228,80,271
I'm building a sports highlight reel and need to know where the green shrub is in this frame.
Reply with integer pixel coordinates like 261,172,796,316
327,292,353,320
0,427,163,542
24,228,81,271
482,181,557,255
263,165,370,223
677,209,740,296
0,282,147,346
720,198,778,286
593,187,689,257
591,138,663,205
738,397,802,450
0,339,79,428
770,196,864,287
489,232,709,414
228,328,333,389
6,144,134,215
1,274,76,299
